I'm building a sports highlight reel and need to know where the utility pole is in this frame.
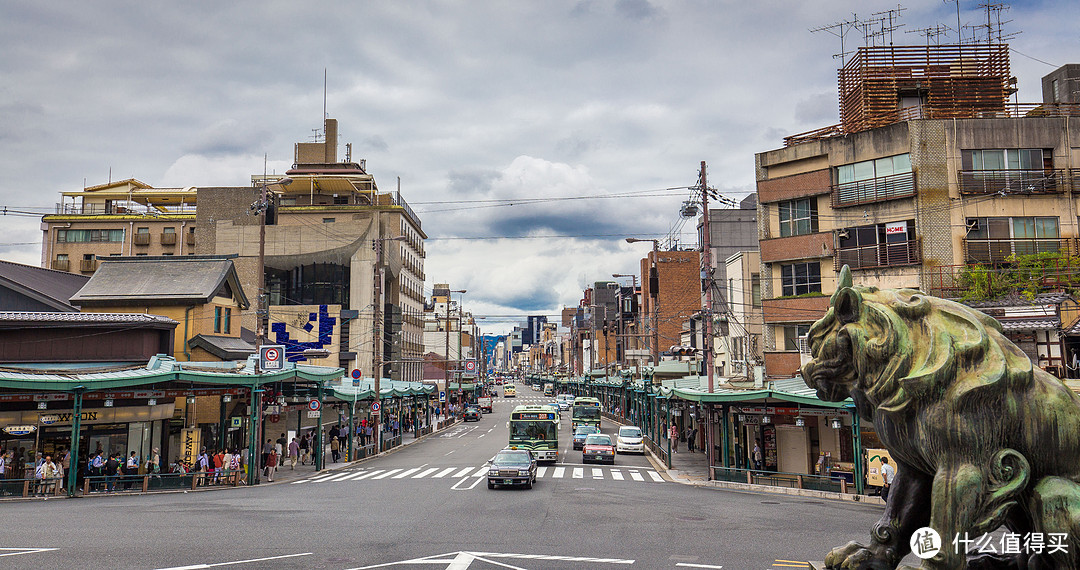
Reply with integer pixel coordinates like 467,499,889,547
699,160,716,480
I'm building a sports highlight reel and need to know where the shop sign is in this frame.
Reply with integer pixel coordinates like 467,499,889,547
181,428,201,466
2,425,36,436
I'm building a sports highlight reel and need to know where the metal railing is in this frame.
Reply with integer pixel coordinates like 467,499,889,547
964,237,1071,265
836,238,920,269
710,466,849,493
958,169,1067,195
0,477,66,498
832,171,916,207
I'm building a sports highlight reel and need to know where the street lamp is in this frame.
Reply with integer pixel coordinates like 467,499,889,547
373,234,407,454
625,237,660,365
443,289,466,418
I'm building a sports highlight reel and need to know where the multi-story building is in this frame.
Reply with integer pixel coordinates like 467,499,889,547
640,249,701,362
718,250,763,381
755,43,1080,378
423,283,470,380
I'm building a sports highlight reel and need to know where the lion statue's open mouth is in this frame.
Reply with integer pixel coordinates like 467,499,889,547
803,266,1080,570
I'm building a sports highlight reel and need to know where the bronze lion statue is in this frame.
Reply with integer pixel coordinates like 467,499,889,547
802,266,1080,569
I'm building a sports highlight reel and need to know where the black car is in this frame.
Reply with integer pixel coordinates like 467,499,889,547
463,408,482,421
487,449,537,489
572,425,600,450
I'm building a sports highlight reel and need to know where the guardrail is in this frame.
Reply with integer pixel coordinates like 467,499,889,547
0,477,66,498
645,436,669,468
710,466,849,493
81,470,244,495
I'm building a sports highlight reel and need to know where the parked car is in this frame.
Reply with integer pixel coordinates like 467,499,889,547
616,425,644,454
487,449,537,489
582,433,615,464
463,408,482,422
572,425,600,450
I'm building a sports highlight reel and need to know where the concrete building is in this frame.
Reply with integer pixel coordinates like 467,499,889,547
640,249,701,362
698,194,759,296
755,43,1080,378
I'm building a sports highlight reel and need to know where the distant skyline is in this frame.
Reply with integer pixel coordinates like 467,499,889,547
2,1,1077,335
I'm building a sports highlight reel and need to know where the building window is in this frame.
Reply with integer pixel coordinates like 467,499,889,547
838,220,919,269
966,216,1060,263
778,198,818,237
834,153,914,206
751,274,761,308
214,307,232,334
959,149,1056,194
57,229,125,243
782,324,811,352
323,218,335,224
780,262,821,296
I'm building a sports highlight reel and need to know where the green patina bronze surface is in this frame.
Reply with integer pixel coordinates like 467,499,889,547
802,266,1080,570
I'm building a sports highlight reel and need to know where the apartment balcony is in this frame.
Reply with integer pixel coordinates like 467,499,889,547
762,295,831,324
832,171,916,208
185,233,196,246
80,259,98,273
836,238,921,270
51,259,70,271
958,169,1067,196
160,232,177,245
924,249,1080,299
964,237,1072,265
132,233,151,246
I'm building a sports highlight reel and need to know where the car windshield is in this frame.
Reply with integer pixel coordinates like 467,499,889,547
492,451,531,466
509,420,557,442
584,434,612,446
572,407,601,420
574,426,599,435
619,427,642,438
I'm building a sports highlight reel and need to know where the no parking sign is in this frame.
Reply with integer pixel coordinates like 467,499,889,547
260,345,285,370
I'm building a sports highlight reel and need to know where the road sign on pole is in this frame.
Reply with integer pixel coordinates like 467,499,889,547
308,399,322,412
260,345,286,370
439,391,446,402
372,402,381,412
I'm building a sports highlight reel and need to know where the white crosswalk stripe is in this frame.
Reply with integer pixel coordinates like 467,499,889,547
297,465,666,484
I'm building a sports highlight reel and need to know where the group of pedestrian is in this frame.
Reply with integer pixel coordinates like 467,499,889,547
195,447,243,485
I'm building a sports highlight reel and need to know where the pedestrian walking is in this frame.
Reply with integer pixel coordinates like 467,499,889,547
687,427,697,453
670,424,679,453
330,435,340,463
288,438,299,470
299,434,310,465
104,453,120,493
264,448,278,482
880,457,896,500
124,451,139,489
752,439,763,471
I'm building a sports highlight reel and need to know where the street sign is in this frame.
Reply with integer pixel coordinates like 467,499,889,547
439,391,446,402
260,345,286,370
269,414,280,423
353,378,360,387
464,360,477,373
371,402,381,412
351,368,362,379
308,399,322,412
230,417,241,428
3,425,36,436
307,410,321,418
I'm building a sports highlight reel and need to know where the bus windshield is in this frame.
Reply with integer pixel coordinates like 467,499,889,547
509,420,557,442
572,406,600,420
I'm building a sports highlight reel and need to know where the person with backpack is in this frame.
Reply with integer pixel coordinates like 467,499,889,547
299,434,310,465
104,453,120,493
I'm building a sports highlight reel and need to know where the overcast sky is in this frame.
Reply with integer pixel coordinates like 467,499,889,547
2,1,1077,334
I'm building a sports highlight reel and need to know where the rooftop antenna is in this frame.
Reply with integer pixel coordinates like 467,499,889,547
810,15,860,62
978,2,1019,44
323,67,327,120
943,0,964,44
906,24,951,46
870,5,906,45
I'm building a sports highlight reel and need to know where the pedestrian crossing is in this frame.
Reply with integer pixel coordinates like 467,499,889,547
291,464,665,485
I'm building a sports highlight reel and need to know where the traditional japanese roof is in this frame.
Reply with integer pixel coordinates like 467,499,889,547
0,259,90,312
0,312,176,326
188,334,257,360
70,256,249,309
998,318,1061,332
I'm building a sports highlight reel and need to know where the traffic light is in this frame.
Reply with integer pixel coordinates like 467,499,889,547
670,345,698,357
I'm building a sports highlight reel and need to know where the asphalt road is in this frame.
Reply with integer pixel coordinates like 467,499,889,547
2,393,890,570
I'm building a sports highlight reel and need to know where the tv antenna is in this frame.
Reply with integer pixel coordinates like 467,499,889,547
977,2,1020,44
810,15,860,61
906,24,951,46
857,5,906,48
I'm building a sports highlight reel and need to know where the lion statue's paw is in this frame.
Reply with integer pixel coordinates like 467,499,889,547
824,541,896,569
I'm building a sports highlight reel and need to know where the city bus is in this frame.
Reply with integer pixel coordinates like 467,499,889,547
571,397,602,431
504,385,516,398
543,383,554,397
508,405,559,462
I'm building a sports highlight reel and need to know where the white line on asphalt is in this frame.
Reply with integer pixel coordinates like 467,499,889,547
630,471,645,481
610,470,624,480
412,467,439,478
155,551,313,569
353,470,383,480
307,472,340,482
393,468,421,479
320,472,357,482
453,467,473,477
552,467,565,478
0,548,58,558
443,450,455,456
648,471,664,482
338,471,372,481
592,468,603,479
451,476,484,491
371,469,402,479
471,466,488,477
535,467,547,478
572,468,584,479
477,433,485,438
432,467,457,478
674,563,723,569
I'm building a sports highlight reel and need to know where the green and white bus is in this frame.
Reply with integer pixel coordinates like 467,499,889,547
508,405,559,462
571,396,602,431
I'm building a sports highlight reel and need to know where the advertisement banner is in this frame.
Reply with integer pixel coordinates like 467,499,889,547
181,428,201,466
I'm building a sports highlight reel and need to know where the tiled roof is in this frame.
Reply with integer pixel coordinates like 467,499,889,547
71,257,248,308
0,311,177,325
964,293,1072,308
0,259,90,311
188,334,256,360
999,318,1060,331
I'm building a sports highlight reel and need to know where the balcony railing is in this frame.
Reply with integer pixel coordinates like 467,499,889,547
80,259,97,272
836,238,921,270
54,202,197,215
185,233,196,246
958,169,1066,195
51,259,70,271
132,233,151,246
160,232,177,245
924,254,1080,299
832,171,915,208
964,237,1071,265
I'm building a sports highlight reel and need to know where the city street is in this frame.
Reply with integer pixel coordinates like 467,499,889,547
1,396,887,569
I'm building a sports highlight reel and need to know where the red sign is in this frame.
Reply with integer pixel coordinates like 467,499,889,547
269,414,280,423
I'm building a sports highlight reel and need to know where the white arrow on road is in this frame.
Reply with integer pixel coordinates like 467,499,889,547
349,550,635,569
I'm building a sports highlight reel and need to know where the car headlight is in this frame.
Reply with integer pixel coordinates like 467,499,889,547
489,469,499,476
518,469,531,476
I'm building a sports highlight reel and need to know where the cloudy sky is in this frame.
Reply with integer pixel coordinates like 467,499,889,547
2,1,1077,334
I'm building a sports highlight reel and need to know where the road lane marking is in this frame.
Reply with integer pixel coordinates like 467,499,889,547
552,467,565,478
352,470,383,480
321,472,357,482
592,468,603,479
392,468,421,478
412,468,439,478
451,476,484,491
630,471,645,481
610,470,624,480
371,469,402,479
471,466,488,477
674,564,723,569
156,552,313,569
0,548,58,558
453,467,473,477
536,467,547,477
648,470,664,482
572,468,584,478
432,467,456,478
339,471,371,481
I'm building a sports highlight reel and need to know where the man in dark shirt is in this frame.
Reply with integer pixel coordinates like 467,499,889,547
104,453,120,493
